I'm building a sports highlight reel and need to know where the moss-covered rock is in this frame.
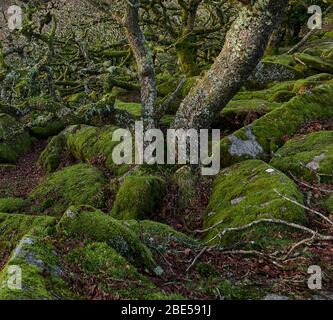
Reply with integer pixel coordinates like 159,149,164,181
0,213,55,269
0,113,33,164
38,134,66,172
247,55,303,87
30,121,65,139
115,100,141,119
0,235,74,300
204,160,306,248
171,166,198,212
269,90,296,103
294,53,333,73
111,175,166,220
270,131,333,184
216,99,281,129
292,73,333,94
64,242,183,300
29,163,107,216
0,197,30,213
122,220,198,250
39,125,129,175
57,206,156,269
219,80,333,169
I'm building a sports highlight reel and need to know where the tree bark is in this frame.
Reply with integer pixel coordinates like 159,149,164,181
173,0,289,130
123,0,157,129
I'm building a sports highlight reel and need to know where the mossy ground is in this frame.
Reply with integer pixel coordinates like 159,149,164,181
0,197,31,213
204,160,306,249
271,131,333,184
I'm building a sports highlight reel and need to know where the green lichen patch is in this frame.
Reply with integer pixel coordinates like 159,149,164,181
29,163,107,216
64,242,181,300
0,113,33,164
219,80,333,169
0,213,55,269
0,235,74,300
56,206,156,269
0,197,30,213
111,175,166,220
270,131,333,184
204,160,306,248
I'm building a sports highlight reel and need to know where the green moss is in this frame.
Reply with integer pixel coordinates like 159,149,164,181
0,113,33,164
29,163,107,216
220,80,333,169
171,166,198,212
325,195,333,213
270,131,333,184
294,53,333,73
269,90,296,103
216,99,281,129
111,175,166,220
115,100,142,118
204,160,306,248
122,220,198,250
292,73,333,94
64,125,128,176
30,121,65,139
0,213,55,268
38,134,66,172
0,197,30,213
185,276,262,300
65,242,181,300
56,206,156,269
0,235,74,300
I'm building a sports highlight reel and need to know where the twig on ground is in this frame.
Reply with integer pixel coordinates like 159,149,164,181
205,218,333,244
289,171,332,194
186,246,208,272
274,189,333,226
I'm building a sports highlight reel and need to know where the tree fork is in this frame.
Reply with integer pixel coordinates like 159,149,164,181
173,0,289,130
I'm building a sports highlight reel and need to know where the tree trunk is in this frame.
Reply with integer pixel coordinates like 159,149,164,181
173,0,289,130
123,0,157,129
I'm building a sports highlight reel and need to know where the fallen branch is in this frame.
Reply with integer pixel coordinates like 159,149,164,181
274,189,333,226
279,234,316,261
206,219,333,244
289,171,332,194
287,5,332,54
186,246,208,272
